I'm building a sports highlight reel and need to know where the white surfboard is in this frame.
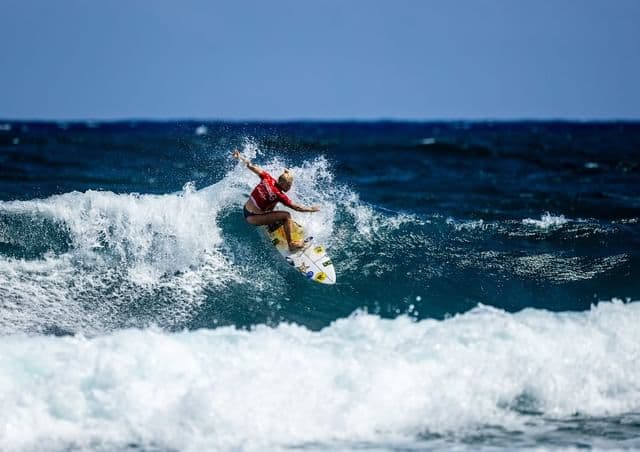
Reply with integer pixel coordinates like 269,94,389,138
262,220,336,285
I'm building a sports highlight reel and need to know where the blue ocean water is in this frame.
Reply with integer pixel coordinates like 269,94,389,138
0,120,639,450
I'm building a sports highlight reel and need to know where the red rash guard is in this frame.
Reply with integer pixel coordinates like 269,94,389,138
250,172,294,211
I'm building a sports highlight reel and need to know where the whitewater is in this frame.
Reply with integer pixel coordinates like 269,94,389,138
2,301,640,451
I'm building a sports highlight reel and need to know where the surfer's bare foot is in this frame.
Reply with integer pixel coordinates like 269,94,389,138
289,240,305,251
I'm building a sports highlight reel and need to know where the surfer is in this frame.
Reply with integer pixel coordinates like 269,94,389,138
232,150,320,251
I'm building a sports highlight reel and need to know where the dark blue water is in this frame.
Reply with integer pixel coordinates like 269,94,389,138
1,120,639,450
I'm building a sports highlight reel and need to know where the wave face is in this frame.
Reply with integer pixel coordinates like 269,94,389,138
0,121,639,449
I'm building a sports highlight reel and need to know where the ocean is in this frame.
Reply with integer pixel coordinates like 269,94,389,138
0,120,639,450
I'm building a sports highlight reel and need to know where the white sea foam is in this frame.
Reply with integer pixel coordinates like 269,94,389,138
512,253,629,282
446,218,490,232
0,184,247,333
522,212,569,229
0,300,638,451
0,180,244,334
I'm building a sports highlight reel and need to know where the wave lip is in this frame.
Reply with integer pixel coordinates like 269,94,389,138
1,300,639,450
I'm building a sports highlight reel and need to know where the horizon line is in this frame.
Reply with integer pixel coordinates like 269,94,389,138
2,116,640,124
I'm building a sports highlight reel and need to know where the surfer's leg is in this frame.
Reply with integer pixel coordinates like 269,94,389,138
282,217,305,251
246,211,304,250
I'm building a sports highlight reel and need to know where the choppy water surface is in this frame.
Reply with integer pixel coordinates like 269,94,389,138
0,121,639,450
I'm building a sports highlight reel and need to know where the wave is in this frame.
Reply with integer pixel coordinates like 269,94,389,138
0,143,636,335
0,148,424,334
1,300,638,451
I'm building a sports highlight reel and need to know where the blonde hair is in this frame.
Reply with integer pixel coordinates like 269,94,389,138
278,169,294,186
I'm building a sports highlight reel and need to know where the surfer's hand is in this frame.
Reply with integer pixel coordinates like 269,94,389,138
308,206,320,212
232,149,240,160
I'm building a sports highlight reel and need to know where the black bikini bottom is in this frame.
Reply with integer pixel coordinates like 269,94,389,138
244,206,271,220
243,206,257,219
243,207,283,231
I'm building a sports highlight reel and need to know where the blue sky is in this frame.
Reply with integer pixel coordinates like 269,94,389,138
2,0,639,120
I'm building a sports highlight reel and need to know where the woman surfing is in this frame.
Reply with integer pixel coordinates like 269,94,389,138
232,150,320,251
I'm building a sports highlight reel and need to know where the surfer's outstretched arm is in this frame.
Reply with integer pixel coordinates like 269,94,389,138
232,149,264,176
290,203,320,213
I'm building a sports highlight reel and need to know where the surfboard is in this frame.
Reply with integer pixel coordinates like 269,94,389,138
262,220,336,285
